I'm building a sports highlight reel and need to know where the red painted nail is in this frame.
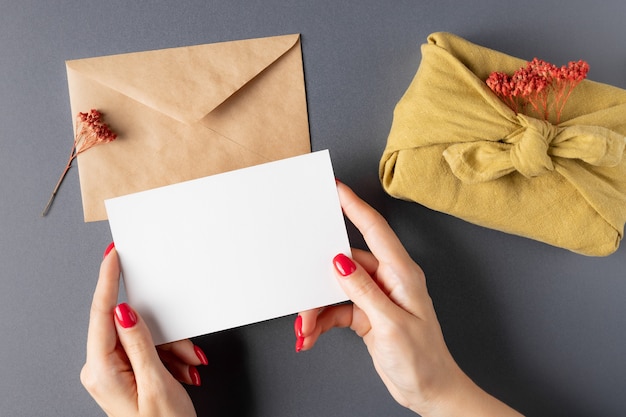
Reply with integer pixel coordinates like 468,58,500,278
114,303,137,329
294,315,303,338
194,345,209,366
295,336,305,353
294,315,305,352
333,253,356,277
103,242,115,259
189,366,201,386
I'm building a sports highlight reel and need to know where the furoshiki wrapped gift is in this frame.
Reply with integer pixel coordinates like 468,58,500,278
379,32,626,256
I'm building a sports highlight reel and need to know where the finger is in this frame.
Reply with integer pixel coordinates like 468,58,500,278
336,182,413,269
351,248,379,277
298,304,356,351
158,339,207,366
158,349,201,385
294,309,317,352
114,303,168,385
337,183,427,314
332,253,399,327
356,243,426,316
297,308,323,337
86,243,121,360
297,250,377,340
158,339,208,381
296,249,375,336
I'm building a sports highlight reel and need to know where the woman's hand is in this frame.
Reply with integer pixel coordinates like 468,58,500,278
80,243,208,417
296,182,523,417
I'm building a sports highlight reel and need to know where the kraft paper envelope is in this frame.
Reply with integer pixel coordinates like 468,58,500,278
66,33,310,222
105,150,351,345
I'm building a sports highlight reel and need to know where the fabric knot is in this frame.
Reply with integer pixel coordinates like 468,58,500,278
509,115,557,178
442,114,625,184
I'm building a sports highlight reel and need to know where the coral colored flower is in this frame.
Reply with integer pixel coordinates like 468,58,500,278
42,109,117,216
486,58,588,123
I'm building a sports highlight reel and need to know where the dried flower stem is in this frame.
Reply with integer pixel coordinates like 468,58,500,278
41,146,78,216
42,109,117,217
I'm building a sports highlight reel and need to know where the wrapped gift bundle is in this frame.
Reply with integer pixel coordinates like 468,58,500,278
380,32,626,256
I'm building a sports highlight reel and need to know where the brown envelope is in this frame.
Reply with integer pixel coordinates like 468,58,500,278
66,34,311,221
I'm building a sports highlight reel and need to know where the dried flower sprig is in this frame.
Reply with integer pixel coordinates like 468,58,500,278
486,58,589,124
42,109,117,216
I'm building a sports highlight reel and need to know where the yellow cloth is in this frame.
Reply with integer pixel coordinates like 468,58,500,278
379,32,626,256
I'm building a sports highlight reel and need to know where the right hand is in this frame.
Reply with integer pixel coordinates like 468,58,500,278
297,182,524,417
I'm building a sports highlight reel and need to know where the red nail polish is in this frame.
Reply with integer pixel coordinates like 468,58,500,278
295,336,305,353
103,242,115,259
294,315,305,352
333,253,356,277
114,303,137,329
194,345,209,366
294,315,303,338
189,366,201,386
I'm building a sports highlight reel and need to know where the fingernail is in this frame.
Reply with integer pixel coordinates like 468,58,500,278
103,242,115,259
333,253,356,277
194,345,209,366
295,337,305,353
294,315,303,338
294,315,305,352
114,303,137,329
335,178,341,184
189,366,201,386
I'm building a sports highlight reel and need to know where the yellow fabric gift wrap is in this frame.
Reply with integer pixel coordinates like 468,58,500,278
379,32,626,256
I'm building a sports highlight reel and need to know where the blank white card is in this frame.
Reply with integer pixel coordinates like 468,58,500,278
106,150,350,345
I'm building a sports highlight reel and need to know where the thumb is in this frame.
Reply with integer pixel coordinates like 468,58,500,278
332,253,397,322
114,303,165,379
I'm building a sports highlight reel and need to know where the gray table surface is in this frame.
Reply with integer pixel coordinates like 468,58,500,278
2,1,625,416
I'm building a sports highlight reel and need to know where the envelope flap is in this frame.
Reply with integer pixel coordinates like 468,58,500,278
65,34,301,124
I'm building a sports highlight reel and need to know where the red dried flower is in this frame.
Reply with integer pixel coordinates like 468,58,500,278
486,58,588,124
42,109,117,216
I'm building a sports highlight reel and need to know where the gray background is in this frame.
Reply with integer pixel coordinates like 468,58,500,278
1,1,625,416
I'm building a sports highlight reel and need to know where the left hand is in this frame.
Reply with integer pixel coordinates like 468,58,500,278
80,244,208,417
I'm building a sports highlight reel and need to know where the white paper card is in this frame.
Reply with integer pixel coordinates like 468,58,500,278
105,150,350,345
